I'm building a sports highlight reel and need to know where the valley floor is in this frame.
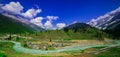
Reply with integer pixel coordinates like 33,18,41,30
0,32,119,57
0,38,120,57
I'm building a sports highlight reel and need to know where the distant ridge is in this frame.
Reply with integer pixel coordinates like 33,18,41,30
65,23,91,30
0,14,44,33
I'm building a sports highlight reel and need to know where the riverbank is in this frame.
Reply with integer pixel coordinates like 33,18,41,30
0,39,119,54
0,39,120,57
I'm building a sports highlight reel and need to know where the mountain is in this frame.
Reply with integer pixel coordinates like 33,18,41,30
65,23,91,30
88,7,120,30
104,19,120,38
0,14,44,34
88,7,120,38
63,22,109,40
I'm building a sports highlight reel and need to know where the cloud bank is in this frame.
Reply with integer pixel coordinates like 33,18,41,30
56,23,66,29
1,2,23,14
44,16,59,29
0,1,66,30
21,8,42,19
30,17,43,28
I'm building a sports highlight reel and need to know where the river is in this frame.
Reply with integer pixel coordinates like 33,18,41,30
0,40,120,54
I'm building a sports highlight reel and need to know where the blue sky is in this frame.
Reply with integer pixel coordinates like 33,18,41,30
0,0,120,29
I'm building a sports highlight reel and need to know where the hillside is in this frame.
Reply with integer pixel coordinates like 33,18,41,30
0,14,37,34
63,23,109,40
27,23,110,41
104,20,120,39
88,7,120,39
65,23,91,30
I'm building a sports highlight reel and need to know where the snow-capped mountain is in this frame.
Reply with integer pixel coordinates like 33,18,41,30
88,7,120,30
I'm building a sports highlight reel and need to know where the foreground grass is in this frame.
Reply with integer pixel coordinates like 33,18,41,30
0,53,6,57
92,46,107,49
0,42,35,57
0,42,63,57
28,30,108,41
94,46,120,57
1,41,120,57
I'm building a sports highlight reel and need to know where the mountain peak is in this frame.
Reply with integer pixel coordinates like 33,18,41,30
88,7,120,30
65,22,91,30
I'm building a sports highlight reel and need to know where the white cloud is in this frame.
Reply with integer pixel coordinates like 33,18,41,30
56,23,66,29
46,16,59,21
44,20,53,29
21,8,42,19
43,16,59,30
1,1,42,19
1,2,23,14
0,2,63,30
30,17,44,28
72,21,78,24
30,16,60,29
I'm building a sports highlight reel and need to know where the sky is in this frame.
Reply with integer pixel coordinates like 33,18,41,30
0,0,120,29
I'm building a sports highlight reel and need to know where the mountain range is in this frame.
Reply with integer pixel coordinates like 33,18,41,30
88,7,120,38
0,7,120,38
0,14,44,34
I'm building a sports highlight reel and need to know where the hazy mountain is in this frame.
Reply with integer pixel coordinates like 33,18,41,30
0,14,44,33
65,23,91,30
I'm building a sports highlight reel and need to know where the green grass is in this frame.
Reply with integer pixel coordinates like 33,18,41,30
47,47,55,50
39,56,63,57
0,42,63,57
0,53,7,57
0,14,34,34
92,46,107,49
62,50,83,55
94,46,120,57
28,29,109,41
0,21,112,57
0,42,36,57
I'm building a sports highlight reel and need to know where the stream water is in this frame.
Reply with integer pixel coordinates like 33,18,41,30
0,40,120,54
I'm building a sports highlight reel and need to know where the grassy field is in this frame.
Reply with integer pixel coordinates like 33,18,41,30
94,46,120,57
0,42,35,57
0,29,113,57
0,42,65,57
0,41,120,57
27,29,109,41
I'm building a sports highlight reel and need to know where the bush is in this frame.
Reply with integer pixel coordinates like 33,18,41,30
0,53,7,57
